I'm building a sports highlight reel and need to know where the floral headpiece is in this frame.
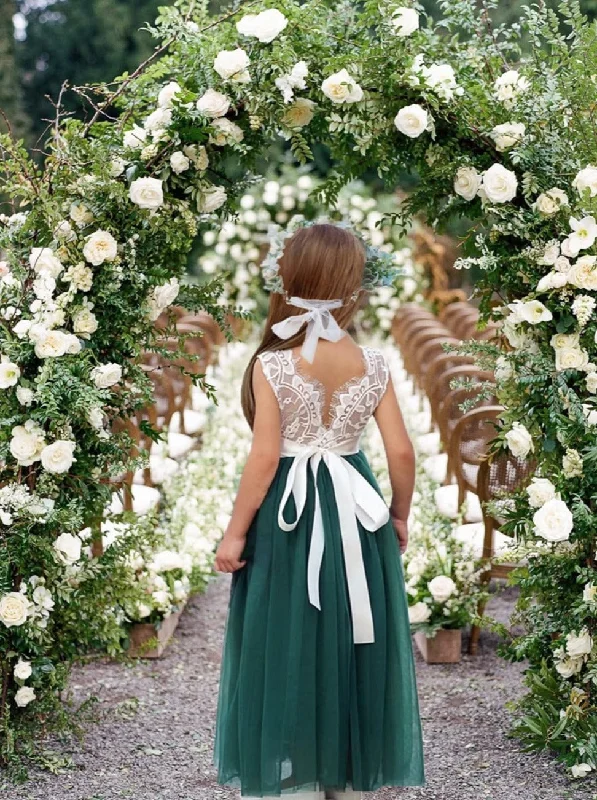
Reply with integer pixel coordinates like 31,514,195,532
261,215,401,297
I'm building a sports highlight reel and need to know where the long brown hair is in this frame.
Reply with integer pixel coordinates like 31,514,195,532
241,223,366,427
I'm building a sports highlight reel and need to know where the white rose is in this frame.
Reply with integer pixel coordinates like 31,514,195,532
170,151,190,174
236,8,287,43
394,104,428,138
587,372,597,393
196,88,230,118
536,271,568,292
391,7,419,36
566,628,593,657
144,106,172,132
123,125,147,149
408,601,431,624
129,177,164,210
152,277,180,311
526,477,557,508
109,157,126,177
16,386,34,406
53,532,82,565
73,308,98,336
0,359,20,388
157,80,181,108
14,686,36,707
10,422,45,465
54,219,76,241
555,655,584,678
494,69,530,105
490,122,525,152
34,329,70,359
573,165,597,197
41,440,76,474
64,333,82,355
281,98,315,128
505,422,534,458
427,575,457,603
92,363,122,389
29,248,62,278
13,658,32,680
83,230,118,266
198,186,227,213
454,166,480,201
209,118,244,146
321,69,363,104
0,592,30,627
568,255,597,290
481,163,518,203
533,498,573,542
213,48,251,83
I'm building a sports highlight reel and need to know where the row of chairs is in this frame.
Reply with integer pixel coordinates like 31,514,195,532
393,302,533,655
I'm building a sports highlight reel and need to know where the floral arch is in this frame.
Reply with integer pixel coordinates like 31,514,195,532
1,0,596,779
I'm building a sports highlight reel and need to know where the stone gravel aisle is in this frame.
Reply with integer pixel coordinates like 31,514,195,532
2,578,595,800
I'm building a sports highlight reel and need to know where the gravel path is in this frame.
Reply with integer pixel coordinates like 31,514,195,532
2,578,595,800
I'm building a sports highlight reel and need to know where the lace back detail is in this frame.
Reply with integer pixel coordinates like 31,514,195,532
258,346,389,451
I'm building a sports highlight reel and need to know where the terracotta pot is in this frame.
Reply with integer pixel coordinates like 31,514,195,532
414,628,462,664
128,606,184,658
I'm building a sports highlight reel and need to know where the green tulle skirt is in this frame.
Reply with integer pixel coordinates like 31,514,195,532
214,451,425,796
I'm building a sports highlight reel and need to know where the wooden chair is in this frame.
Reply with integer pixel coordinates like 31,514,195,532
429,366,494,433
394,318,447,351
439,301,472,328
448,405,504,508
451,309,480,339
438,384,497,482
401,327,453,376
412,336,460,394
469,451,535,654
422,352,476,404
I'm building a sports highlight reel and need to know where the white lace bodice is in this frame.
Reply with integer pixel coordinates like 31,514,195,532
258,346,389,452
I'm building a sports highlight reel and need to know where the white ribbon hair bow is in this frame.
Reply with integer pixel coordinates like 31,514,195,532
271,296,346,363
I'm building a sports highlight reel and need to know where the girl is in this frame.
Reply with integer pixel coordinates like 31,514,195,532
213,223,425,798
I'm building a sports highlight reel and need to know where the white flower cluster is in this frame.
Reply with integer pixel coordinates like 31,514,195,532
410,54,463,102
454,163,518,204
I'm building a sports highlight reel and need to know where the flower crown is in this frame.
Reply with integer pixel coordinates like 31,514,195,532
261,215,401,297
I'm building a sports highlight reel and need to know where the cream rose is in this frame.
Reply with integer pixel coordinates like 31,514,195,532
109,157,126,177
555,655,583,678
408,601,431,624
281,98,315,129
16,386,34,406
144,106,172,132
0,359,20,389
535,271,568,292
533,498,573,542
13,658,32,680
0,592,30,627
566,628,593,658
92,363,122,389
198,186,227,213
490,122,525,151
157,81,181,108
10,422,45,465
213,48,251,83
427,575,457,603
481,163,518,203
505,422,534,458
34,329,71,359
573,165,597,197
73,308,98,336
69,203,94,227
54,219,76,241
209,118,244,146
196,88,230,118
526,477,557,509
587,372,597,393
394,104,429,138
170,151,190,174
236,8,287,43
454,166,480,201
83,230,118,266
391,7,419,36
41,440,76,474
29,247,62,278
15,686,36,707
568,255,597,290
321,69,363,104
53,532,82,565
129,177,164,210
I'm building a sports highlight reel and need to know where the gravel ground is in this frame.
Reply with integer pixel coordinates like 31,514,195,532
2,578,595,800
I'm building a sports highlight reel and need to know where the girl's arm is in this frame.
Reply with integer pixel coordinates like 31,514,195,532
214,359,281,573
373,378,416,554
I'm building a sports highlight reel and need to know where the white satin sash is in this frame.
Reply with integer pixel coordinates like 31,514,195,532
278,438,390,644
271,297,345,363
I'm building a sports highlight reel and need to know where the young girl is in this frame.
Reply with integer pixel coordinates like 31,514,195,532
213,223,425,798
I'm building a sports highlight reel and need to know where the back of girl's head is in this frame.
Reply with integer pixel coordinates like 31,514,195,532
241,223,366,426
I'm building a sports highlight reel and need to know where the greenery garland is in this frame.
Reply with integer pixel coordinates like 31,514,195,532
1,0,597,782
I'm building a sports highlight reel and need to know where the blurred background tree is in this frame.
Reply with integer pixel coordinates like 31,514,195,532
2,0,597,147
